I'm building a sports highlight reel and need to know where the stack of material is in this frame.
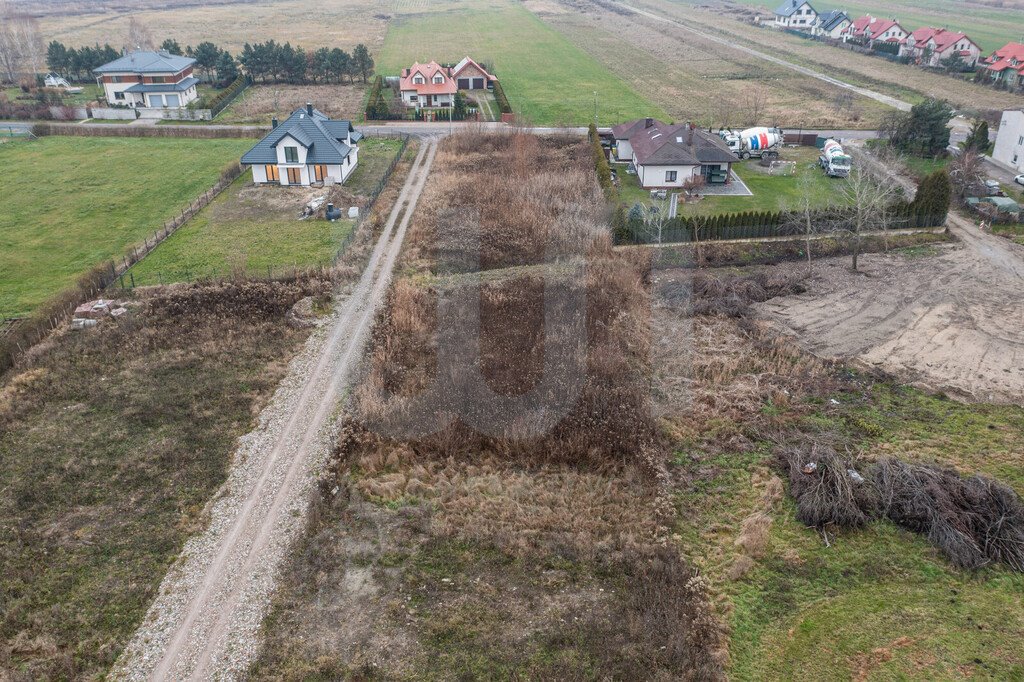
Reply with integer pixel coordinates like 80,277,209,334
71,299,129,330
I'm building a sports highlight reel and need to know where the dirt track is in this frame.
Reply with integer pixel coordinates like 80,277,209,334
757,214,1024,403
111,139,438,680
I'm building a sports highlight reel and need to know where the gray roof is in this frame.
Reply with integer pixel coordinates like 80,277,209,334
774,0,815,17
124,76,199,93
611,118,658,140
818,9,849,30
241,107,357,165
631,123,736,166
93,50,195,74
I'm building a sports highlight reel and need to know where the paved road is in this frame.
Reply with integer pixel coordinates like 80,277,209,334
613,1,912,112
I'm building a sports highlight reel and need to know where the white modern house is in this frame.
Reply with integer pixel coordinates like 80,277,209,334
815,10,851,39
774,0,818,30
93,50,199,108
993,110,1024,173
615,119,735,188
241,104,361,186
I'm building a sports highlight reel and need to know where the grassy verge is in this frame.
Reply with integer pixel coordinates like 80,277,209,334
0,280,326,679
129,138,405,284
0,136,253,317
377,0,664,125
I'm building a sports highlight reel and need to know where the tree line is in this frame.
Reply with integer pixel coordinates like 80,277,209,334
44,37,373,87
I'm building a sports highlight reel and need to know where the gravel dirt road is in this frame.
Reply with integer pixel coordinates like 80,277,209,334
110,139,438,681
756,211,1024,403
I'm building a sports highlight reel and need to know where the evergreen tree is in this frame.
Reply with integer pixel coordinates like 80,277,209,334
160,38,182,55
215,51,238,86
46,41,69,77
961,120,991,154
192,41,222,83
353,43,374,83
328,48,351,83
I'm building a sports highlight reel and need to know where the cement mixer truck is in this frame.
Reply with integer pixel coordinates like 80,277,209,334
819,139,852,178
718,127,784,160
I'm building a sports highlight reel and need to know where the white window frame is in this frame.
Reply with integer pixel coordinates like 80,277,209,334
665,170,678,182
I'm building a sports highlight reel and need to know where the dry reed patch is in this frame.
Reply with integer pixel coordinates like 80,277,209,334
219,83,369,124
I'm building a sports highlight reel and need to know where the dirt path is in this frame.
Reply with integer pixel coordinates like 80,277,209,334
614,1,911,112
111,139,439,681
756,213,1024,403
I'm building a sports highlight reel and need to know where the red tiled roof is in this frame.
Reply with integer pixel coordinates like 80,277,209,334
451,56,497,83
399,61,456,96
983,42,1024,73
865,19,901,40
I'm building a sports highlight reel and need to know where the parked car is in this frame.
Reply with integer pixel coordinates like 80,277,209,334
1014,174,1024,187
983,179,1004,196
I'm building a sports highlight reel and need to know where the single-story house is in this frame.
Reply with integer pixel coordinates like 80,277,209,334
992,109,1024,173
93,50,199,108
844,16,908,47
623,119,736,189
982,42,1024,87
900,27,980,67
814,10,851,39
774,0,817,30
611,117,657,162
398,57,498,108
241,104,361,186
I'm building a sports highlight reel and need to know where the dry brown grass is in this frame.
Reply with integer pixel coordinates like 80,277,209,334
217,83,368,125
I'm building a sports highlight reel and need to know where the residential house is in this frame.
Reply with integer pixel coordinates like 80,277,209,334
241,104,361,186
622,119,736,189
93,50,199,108
611,118,656,162
993,110,1024,173
900,27,981,67
982,43,1024,88
398,57,498,108
774,0,818,30
815,10,851,39
844,16,908,47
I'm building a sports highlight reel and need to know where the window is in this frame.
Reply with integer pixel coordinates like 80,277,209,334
265,165,280,182
114,91,125,100
287,167,302,185
314,164,327,182
284,146,299,163
1018,136,1023,145
433,74,444,83
409,94,418,102
152,76,166,84
413,75,425,84
665,170,678,182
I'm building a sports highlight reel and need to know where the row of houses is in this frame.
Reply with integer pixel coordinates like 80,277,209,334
771,2,1012,72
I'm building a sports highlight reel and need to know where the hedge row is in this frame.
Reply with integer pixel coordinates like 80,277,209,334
588,123,616,200
365,75,389,120
206,75,249,117
492,80,512,114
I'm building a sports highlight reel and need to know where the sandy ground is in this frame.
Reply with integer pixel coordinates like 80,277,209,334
756,215,1024,404
110,140,438,680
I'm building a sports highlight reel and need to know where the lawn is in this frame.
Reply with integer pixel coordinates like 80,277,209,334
129,137,405,284
377,0,664,126
617,145,845,215
0,136,253,317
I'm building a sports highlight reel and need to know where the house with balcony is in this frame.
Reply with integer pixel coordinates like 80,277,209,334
241,104,361,186
93,50,199,108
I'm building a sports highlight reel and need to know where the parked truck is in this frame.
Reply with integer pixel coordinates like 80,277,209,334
819,139,852,178
719,126,784,160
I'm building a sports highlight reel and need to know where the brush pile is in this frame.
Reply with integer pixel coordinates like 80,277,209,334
783,446,1024,572
660,269,807,318
873,458,1024,572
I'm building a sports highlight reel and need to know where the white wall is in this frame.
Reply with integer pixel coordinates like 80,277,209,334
615,139,633,162
635,161,699,188
276,134,309,166
993,110,1024,173
776,4,817,28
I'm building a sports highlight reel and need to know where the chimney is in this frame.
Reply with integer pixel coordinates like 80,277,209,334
271,117,278,129
306,102,313,116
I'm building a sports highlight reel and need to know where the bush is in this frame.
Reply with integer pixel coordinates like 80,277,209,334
492,79,512,114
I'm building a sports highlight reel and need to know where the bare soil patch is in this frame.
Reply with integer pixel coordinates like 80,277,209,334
218,83,368,124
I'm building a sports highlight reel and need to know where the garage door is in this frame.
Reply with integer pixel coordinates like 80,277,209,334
472,77,484,89
165,94,180,107
457,78,470,90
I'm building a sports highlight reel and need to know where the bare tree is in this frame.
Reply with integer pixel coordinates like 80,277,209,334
742,82,769,126
837,166,901,271
785,172,833,273
127,16,155,51
948,150,986,201
0,3,43,82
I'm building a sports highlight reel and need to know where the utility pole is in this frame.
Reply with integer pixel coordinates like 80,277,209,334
593,90,598,127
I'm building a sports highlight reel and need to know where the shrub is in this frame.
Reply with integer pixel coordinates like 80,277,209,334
492,79,512,114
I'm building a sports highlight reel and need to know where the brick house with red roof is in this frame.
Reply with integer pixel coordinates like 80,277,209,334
900,28,980,68
398,57,498,108
982,43,1024,88
843,16,908,47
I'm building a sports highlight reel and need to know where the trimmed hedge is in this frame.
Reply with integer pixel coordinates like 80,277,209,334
588,123,616,200
365,75,391,120
206,75,250,118
492,79,512,114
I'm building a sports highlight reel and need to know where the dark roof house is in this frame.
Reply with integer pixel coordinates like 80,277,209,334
93,50,195,74
817,9,850,32
774,0,815,17
241,104,362,166
630,121,736,167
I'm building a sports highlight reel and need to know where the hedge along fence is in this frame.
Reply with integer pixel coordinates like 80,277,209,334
206,74,250,118
0,160,245,374
615,202,949,245
588,122,616,200
365,75,389,121
31,121,268,139
492,79,512,114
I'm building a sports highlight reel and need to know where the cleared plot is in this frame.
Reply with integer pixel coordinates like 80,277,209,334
0,280,323,679
630,0,1023,115
130,138,405,284
542,10,892,128
36,0,387,56
378,0,666,125
216,83,368,125
0,136,253,318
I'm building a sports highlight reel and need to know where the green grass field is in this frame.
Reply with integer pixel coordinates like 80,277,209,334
0,136,252,317
378,0,665,125
130,138,404,284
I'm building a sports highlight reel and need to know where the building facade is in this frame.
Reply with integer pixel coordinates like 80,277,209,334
93,51,199,108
